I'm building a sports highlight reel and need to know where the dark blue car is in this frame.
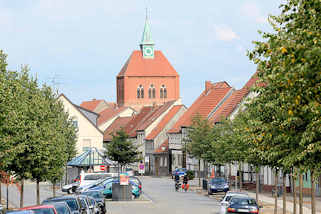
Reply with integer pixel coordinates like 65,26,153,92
208,177,229,195
172,168,187,178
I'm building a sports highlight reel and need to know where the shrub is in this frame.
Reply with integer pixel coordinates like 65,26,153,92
186,170,195,180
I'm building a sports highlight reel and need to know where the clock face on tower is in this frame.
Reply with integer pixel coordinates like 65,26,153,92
143,46,154,58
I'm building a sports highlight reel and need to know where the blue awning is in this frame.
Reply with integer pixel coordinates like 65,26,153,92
67,148,116,167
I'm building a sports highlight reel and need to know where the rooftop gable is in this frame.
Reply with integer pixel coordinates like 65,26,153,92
145,105,185,140
169,82,232,133
58,94,103,135
117,50,179,77
103,116,132,142
97,106,131,126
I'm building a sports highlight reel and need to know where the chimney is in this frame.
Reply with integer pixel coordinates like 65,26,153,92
205,81,212,93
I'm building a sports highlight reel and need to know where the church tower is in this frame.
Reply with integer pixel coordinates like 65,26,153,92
140,10,155,59
116,10,180,110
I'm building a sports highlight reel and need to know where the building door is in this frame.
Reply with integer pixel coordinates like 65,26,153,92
155,157,160,176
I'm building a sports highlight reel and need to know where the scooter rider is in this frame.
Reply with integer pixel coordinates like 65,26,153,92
175,173,180,191
183,174,188,191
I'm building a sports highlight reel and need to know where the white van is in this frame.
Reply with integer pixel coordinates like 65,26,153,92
79,172,117,187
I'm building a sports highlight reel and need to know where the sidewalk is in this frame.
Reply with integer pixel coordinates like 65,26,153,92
187,178,321,214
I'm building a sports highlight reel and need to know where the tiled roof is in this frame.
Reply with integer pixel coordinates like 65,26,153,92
80,99,104,112
209,72,259,123
169,82,232,133
154,139,169,154
117,50,179,77
103,116,132,142
123,106,154,137
97,106,128,126
145,105,184,140
136,100,176,131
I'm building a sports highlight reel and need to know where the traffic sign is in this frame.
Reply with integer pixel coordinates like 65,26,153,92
100,165,105,171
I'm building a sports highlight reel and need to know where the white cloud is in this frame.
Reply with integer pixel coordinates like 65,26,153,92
241,1,266,24
214,25,239,41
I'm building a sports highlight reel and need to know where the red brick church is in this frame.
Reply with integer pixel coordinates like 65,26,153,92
116,13,180,110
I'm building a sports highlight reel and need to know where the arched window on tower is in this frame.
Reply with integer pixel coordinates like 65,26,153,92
137,85,144,99
149,84,155,99
160,85,167,99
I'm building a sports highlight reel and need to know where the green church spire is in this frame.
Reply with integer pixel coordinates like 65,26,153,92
140,8,155,59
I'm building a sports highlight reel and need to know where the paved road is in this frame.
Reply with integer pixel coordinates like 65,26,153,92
107,176,220,214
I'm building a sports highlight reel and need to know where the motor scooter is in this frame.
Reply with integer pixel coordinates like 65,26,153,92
175,180,181,191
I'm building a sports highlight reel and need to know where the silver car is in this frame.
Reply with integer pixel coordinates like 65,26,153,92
219,191,249,214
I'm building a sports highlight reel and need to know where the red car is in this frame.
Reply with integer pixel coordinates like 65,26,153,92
20,205,58,214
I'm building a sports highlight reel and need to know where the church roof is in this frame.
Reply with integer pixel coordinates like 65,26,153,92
117,50,179,77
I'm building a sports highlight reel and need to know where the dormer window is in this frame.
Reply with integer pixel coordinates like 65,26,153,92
160,85,167,99
137,85,144,99
149,84,156,99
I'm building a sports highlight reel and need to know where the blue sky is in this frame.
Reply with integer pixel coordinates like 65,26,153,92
0,0,281,106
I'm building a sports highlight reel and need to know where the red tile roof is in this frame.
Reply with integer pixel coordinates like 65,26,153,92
209,72,259,123
145,105,184,140
169,82,232,133
103,116,132,142
123,106,155,137
97,106,129,126
136,100,176,131
123,101,175,138
154,139,169,154
117,50,179,77
80,99,104,112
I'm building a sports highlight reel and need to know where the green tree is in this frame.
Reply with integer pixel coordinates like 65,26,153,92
247,1,321,213
106,129,141,173
187,115,214,186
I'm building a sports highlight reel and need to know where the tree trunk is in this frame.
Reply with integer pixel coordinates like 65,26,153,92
20,180,24,208
65,165,68,185
274,169,278,214
228,163,231,182
198,159,201,187
36,180,40,205
282,172,286,214
293,172,297,214
239,163,243,191
235,163,238,190
52,181,56,197
311,170,315,214
203,160,206,179
256,166,259,203
299,174,303,214
0,180,2,202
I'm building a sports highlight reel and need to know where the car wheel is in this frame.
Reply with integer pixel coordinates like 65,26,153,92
208,190,212,195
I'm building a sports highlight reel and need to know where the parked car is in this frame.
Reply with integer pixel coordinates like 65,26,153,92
172,168,187,178
125,168,134,176
92,178,140,198
208,177,229,195
80,191,105,214
41,202,72,214
19,205,58,214
62,182,79,194
79,173,115,187
76,177,115,193
77,195,94,214
42,195,84,214
219,192,249,214
226,196,261,214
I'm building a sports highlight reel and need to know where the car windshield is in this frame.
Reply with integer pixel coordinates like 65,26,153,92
210,178,226,184
29,208,55,214
54,199,78,211
231,198,257,206
53,204,70,214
